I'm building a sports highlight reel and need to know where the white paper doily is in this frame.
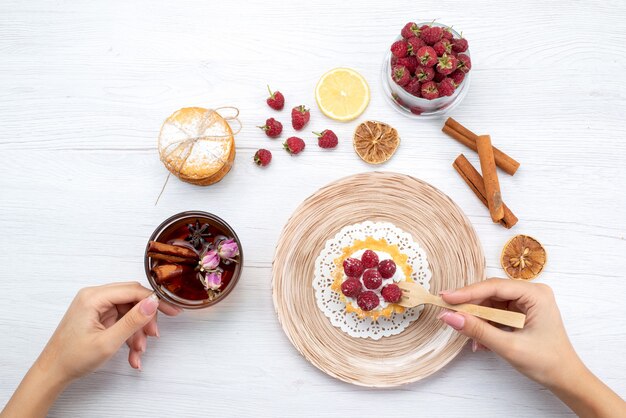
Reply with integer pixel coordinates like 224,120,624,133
313,221,432,340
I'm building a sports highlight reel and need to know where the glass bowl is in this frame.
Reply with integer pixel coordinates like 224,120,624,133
381,22,471,119
144,211,243,309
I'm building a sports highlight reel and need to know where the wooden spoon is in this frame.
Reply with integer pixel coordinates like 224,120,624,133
397,281,526,329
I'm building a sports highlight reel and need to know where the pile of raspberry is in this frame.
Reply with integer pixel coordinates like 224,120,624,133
340,250,403,312
390,22,471,100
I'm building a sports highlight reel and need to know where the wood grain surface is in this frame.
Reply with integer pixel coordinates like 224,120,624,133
1,0,625,417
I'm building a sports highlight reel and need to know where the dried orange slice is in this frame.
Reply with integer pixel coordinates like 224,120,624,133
353,120,400,164
501,235,547,280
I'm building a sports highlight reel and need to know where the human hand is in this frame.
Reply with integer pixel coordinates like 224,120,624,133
36,281,182,384
438,278,582,388
0,282,182,418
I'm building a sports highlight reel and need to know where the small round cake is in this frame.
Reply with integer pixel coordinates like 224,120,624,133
158,107,235,186
331,236,413,321
313,221,432,340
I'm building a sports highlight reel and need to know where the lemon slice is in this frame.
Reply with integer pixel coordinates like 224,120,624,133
315,68,370,121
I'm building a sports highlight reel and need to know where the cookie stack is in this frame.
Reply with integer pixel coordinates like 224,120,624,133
158,107,236,186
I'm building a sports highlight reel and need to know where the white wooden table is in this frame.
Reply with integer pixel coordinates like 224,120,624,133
1,1,625,416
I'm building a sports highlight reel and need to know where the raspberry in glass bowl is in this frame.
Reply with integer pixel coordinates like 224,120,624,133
381,22,472,118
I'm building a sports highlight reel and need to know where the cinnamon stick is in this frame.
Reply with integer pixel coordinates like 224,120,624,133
148,241,197,259
453,154,518,228
147,252,198,264
152,264,193,284
476,135,504,222
443,118,520,175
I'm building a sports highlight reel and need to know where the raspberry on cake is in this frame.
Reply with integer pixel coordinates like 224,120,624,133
357,291,380,311
362,269,383,289
378,259,397,278
361,250,379,269
341,277,362,298
382,284,403,303
343,257,364,278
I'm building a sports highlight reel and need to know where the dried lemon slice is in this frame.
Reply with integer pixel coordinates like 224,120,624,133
501,235,547,280
353,120,400,164
315,68,370,121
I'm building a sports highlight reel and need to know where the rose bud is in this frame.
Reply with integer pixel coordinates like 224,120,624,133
201,250,220,270
218,239,239,260
204,270,222,290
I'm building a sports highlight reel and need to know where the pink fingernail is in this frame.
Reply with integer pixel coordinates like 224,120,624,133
155,326,160,338
140,293,159,316
137,358,142,371
471,339,478,352
438,311,465,330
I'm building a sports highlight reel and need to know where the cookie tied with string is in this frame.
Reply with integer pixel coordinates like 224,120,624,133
158,107,240,186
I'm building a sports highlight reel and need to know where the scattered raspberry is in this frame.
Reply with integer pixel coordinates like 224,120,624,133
433,71,446,82
415,65,435,82
378,259,397,279
442,27,454,40
253,149,272,167
420,26,443,45
362,269,383,289
416,46,438,67
452,37,468,53
457,54,472,73
390,40,409,58
401,22,421,39
291,105,310,130
257,117,282,138
314,130,338,149
449,70,466,86
343,257,364,278
283,136,305,155
357,291,380,311
407,37,426,55
266,85,284,110
438,77,456,97
341,278,362,298
391,65,411,86
421,81,440,100
361,250,379,269
397,56,418,74
404,77,421,96
381,284,403,303
436,53,458,75
433,39,452,56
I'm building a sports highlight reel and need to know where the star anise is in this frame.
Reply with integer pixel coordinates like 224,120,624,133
185,220,211,249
